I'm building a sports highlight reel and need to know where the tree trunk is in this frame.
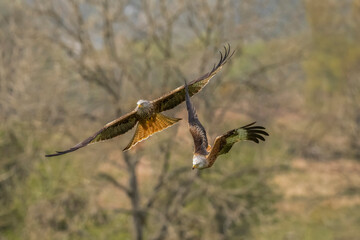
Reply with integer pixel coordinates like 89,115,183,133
124,152,143,240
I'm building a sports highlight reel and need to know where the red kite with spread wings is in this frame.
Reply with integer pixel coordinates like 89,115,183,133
46,45,234,157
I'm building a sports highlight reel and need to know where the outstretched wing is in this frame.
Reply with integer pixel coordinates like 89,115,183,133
45,110,138,157
152,44,234,113
206,122,269,167
184,80,209,155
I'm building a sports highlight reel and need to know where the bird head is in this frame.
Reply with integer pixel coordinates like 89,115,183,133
136,100,150,109
192,155,207,170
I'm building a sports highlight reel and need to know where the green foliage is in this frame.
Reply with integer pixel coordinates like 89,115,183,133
1,0,360,239
229,41,267,79
254,205,360,240
304,1,360,109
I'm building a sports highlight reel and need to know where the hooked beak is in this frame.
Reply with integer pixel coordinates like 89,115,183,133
192,165,196,170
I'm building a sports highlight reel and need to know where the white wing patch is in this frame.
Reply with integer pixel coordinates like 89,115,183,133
226,129,248,144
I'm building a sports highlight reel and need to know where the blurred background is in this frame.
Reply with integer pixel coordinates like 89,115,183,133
1,0,360,239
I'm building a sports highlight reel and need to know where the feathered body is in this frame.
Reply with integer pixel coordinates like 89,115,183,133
125,99,180,151
45,45,234,157
184,81,269,170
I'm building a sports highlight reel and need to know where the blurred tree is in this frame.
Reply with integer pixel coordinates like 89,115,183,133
299,0,360,159
0,0,296,239
304,0,360,106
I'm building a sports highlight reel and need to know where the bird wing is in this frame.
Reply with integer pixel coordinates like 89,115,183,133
206,122,269,167
151,44,234,113
45,110,138,157
184,80,209,155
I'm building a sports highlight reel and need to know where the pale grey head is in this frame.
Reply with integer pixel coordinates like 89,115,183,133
136,99,153,118
192,154,208,170
136,99,151,108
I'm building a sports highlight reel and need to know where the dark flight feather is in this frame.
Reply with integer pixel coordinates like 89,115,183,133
184,80,209,155
45,45,234,157
206,122,269,167
152,44,234,112
45,110,138,157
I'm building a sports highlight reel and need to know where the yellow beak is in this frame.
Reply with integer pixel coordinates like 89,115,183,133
192,165,196,170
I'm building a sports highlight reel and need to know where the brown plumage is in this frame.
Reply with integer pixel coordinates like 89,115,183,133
45,45,234,157
184,81,269,170
124,113,180,151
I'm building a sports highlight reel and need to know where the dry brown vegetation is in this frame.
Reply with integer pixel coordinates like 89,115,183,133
1,0,360,240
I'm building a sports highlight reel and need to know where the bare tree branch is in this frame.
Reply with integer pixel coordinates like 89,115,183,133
97,172,131,197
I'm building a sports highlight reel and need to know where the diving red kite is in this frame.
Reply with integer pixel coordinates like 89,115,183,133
45,45,234,157
184,81,269,169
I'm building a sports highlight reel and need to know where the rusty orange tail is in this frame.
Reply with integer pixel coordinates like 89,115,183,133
123,113,181,151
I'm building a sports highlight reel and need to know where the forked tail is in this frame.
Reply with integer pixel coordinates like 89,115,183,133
123,113,181,151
